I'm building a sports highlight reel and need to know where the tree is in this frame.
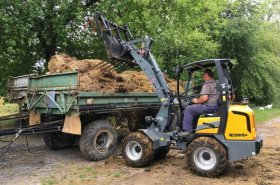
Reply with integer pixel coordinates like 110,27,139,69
87,0,226,76
0,0,101,94
0,0,279,105
219,0,280,104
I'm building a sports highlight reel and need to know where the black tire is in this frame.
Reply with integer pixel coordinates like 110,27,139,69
79,120,117,161
123,132,154,167
186,137,227,177
44,131,78,150
154,144,170,160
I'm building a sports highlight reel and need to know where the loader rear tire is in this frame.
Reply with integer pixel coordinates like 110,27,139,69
123,132,154,167
44,131,78,150
79,120,117,161
186,137,227,177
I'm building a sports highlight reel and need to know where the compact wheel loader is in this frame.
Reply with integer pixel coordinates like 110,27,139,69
92,13,262,177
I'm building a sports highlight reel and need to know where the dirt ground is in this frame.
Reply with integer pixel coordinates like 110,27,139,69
0,117,279,185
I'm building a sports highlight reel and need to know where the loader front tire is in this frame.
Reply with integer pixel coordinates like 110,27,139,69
79,120,117,161
44,131,78,150
123,132,154,167
186,137,227,177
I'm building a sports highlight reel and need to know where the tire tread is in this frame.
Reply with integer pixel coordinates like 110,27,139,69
185,137,227,177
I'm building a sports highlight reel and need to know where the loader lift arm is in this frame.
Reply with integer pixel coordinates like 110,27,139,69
93,13,173,132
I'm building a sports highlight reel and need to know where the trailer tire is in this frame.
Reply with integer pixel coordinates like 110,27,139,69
123,132,154,167
44,132,78,150
79,120,117,161
186,137,227,177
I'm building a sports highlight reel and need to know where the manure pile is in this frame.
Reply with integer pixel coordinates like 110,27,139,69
48,54,180,93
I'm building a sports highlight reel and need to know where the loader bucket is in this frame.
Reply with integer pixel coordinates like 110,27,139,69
91,13,143,72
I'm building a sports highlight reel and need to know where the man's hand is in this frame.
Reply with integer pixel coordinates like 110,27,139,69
192,95,209,104
192,98,199,104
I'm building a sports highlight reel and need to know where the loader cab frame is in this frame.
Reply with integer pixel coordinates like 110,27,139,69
176,59,234,134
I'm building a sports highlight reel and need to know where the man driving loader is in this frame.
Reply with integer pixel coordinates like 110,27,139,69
93,14,262,177
178,69,219,137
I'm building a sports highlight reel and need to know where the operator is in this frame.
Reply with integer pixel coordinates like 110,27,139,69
178,69,219,138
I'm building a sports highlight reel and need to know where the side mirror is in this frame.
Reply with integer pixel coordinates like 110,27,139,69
241,97,249,105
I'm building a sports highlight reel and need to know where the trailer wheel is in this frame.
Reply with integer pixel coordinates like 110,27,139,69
154,144,170,160
186,137,227,177
79,120,117,161
44,132,78,150
123,132,154,167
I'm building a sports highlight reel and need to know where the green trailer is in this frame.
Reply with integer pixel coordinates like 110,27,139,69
3,71,160,161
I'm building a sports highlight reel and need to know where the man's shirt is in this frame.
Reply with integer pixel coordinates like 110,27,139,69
200,79,218,106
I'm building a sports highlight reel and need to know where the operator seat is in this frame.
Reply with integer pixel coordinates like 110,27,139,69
200,97,221,117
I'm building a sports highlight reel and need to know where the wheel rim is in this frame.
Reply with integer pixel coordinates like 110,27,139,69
94,130,113,153
126,141,143,161
193,147,217,170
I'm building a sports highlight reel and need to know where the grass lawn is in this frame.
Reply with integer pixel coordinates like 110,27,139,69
0,103,19,116
0,103,19,127
254,108,280,123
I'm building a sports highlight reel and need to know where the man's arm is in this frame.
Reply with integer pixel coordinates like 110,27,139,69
193,95,208,104
193,83,209,104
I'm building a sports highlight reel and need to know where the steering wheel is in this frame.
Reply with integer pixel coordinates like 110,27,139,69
178,91,198,107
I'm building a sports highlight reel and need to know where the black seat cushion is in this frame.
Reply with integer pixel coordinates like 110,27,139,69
201,109,220,117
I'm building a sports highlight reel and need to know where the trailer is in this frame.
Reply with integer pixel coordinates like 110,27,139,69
0,71,160,160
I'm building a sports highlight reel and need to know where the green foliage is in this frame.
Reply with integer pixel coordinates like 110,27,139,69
0,0,279,105
0,0,103,94
239,53,280,104
220,0,280,104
